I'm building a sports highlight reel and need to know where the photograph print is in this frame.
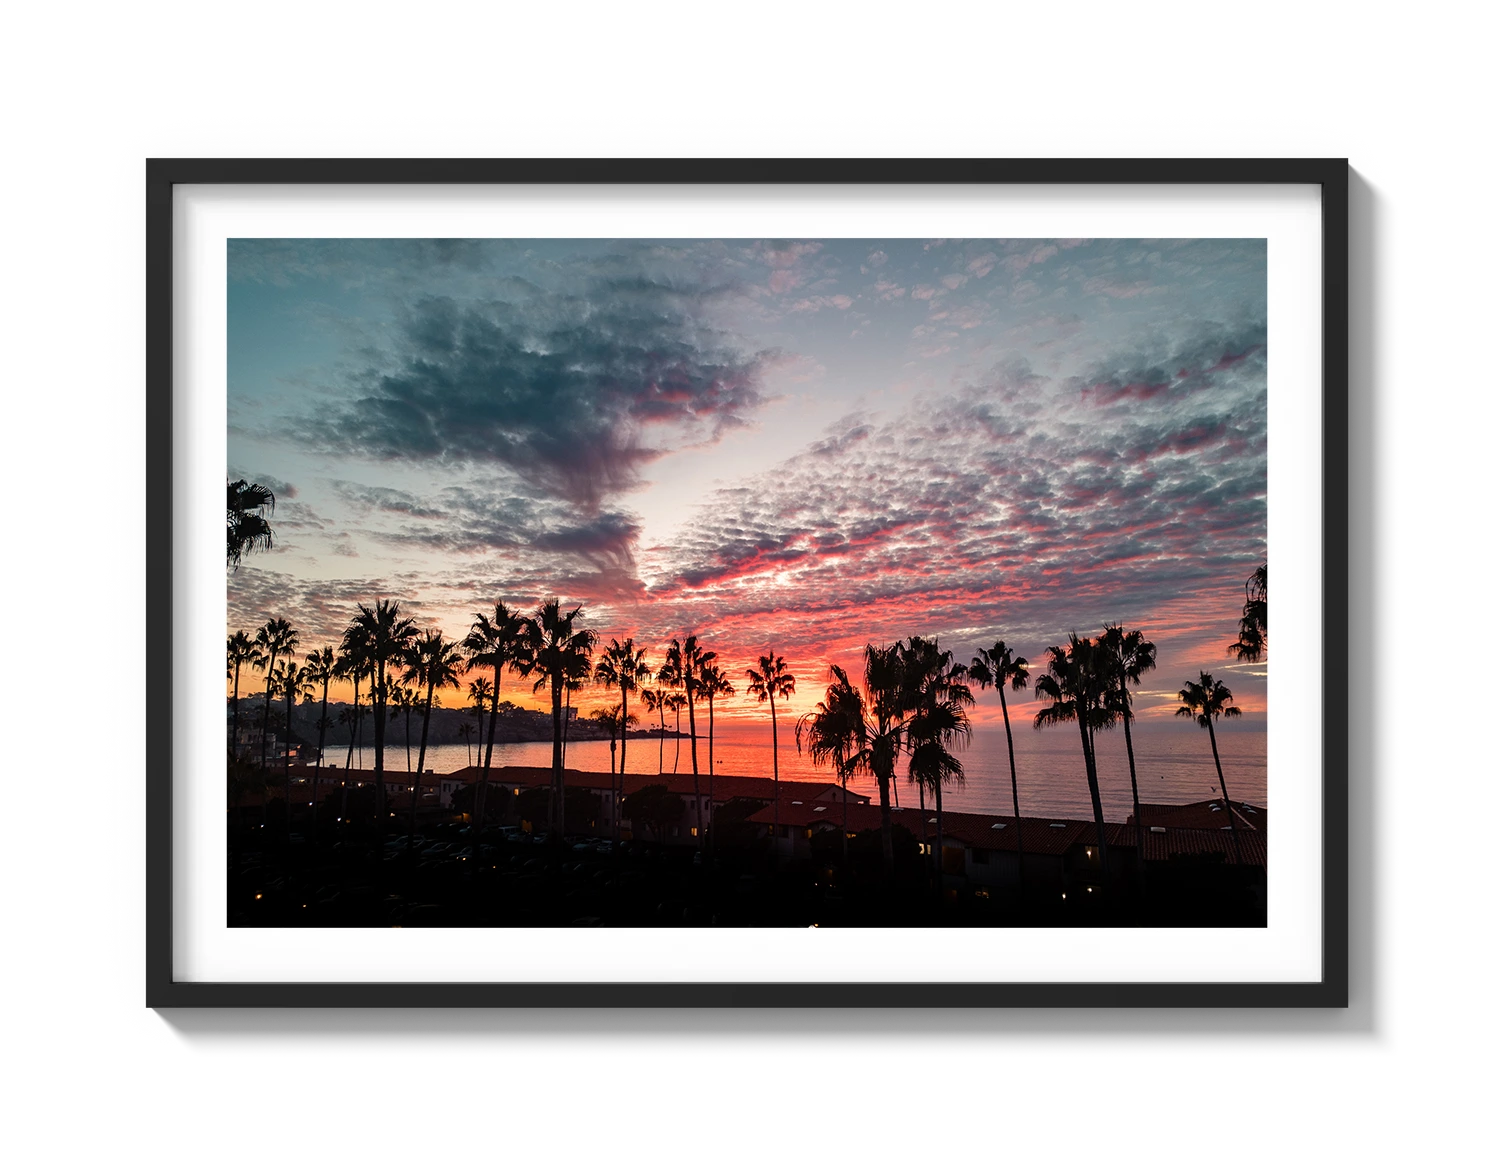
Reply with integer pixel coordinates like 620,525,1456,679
225,235,1269,929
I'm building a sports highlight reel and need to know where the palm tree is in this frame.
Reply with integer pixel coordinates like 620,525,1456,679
746,650,796,857
273,658,312,833
796,667,865,862
1177,672,1245,865
345,600,417,826
335,634,369,775
253,618,298,772
594,638,650,844
1033,633,1120,890
664,692,687,774
557,647,593,814
698,658,734,851
303,646,336,842
402,630,464,844
591,705,622,775
641,687,667,775
521,600,597,834
458,720,476,767
463,602,526,834
795,644,908,877
1099,624,1157,884
1228,564,1269,662
226,630,263,759
662,635,708,834
969,640,1030,899
392,683,415,773
901,637,974,888
227,479,276,568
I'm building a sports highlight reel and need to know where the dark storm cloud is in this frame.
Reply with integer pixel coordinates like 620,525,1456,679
309,281,772,509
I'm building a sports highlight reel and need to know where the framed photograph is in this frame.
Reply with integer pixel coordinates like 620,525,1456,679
147,158,1348,1007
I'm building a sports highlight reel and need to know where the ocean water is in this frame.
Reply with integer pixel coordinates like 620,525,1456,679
368,716,1267,822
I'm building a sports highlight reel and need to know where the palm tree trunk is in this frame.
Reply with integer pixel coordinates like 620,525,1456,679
876,771,894,877
841,777,849,864
550,676,563,835
231,663,242,757
475,665,502,834
1119,671,1147,894
768,695,779,865
560,683,573,832
259,650,278,771
934,778,946,894
405,706,412,773
411,681,436,847
313,682,328,844
1076,712,1110,892
284,684,295,836
707,696,716,854
373,661,387,822
657,707,665,775
673,707,681,774
918,781,929,869
617,682,629,847
345,676,359,772
999,687,1024,904
687,687,701,842
1206,717,1244,866
619,684,629,778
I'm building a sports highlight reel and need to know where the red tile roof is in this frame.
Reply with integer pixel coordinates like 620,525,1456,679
287,765,448,788
1127,799,1267,834
443,765,862,806
1108,822,1267,866
744,802,1096,856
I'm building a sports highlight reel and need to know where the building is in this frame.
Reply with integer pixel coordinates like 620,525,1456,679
744,798,1267,897
444,765,867,841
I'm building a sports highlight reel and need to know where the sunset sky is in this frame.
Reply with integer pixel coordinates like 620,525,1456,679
227,236,1267,728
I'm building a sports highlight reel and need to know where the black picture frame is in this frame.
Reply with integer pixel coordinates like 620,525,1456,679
105,116,1386,1062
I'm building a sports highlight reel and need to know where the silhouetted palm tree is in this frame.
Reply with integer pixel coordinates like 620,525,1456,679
1228,563,1268,662
641,687,667,775
698,658,734,851
1177,672,1245,865
969,640,1030,899
458,720,476,767
901,637,973,888
796,645,908,877
392,683,415,773
335,635,369,776
746,650,796,858
591,705,622,775
345,600,417,826
522,600,597,834
227,479,275,568
664,692,687,774
226,630,262,759
273,658,312,833
402,630,464,844
304,646,336,842
796,666,865,862
1034,633,1120,889
662,635,708,834
253,618,297,771
1100,624,1157,883
594,638,650,843
463,601,526,833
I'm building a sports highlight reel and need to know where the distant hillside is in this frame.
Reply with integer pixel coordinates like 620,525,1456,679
228,696,685,747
